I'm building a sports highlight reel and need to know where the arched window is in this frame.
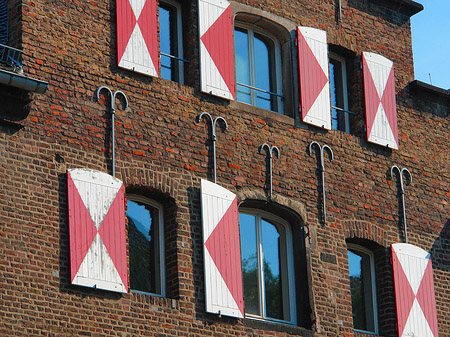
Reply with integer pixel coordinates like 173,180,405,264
239,209,295,324
347,243,378,333
126,195,165,296
234,24,283,113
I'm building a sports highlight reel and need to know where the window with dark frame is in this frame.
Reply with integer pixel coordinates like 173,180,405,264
347,243,378,334
239,209,295,324
159,0,185,83
329,52,350,133
127,195,165,296
234,25,283,113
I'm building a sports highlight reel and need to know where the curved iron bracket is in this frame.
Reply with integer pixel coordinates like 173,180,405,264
309,141,334,225
390,165,412,243
197,112,228,184
259,143,280,198
95,86,128,177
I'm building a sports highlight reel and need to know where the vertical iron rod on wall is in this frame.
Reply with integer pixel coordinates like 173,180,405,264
390,165,412,243
309,141,334,225
95,86,128,177
197,112,228,184
259,143,280,198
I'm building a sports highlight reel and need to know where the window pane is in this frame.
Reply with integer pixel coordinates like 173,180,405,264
127,200,161,294
159,5,173,81
330,58,347,132
254,34,274,111
348,250,367,330
235,28,251,105
239,213,260,315
261,218,283,320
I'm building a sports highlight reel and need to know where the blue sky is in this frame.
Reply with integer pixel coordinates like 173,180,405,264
411,0,450,90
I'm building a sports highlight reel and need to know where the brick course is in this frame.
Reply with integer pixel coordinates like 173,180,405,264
1,0,449,336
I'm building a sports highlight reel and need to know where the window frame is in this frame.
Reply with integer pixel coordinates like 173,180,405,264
347,243,378,334
126,194,166,297
239,208,296,325
234,22,284,114
159,0,185,83
329,52,350,133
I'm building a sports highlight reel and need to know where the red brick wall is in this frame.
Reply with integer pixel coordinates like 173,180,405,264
1,0,449,336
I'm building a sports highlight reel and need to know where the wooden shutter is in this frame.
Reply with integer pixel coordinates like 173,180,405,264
297,27,331,130
67,169,128,293
117,0,159,77
201,179,244,318
391,243,439,337
363,52,398,149
198,0,235,99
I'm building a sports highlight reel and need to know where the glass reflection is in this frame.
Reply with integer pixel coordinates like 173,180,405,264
239,213,260,315
127,199,161,294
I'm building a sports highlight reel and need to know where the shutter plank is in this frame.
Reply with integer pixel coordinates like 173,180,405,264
201,179,244,318
391,243,439,337
363,52,398,149
117,0,159,77
297,27,331,130
198,0,235,99
68,169,128,293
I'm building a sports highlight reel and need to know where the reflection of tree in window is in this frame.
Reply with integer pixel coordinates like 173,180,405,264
239,212,288,321
127,199,161,294
347,246,377,333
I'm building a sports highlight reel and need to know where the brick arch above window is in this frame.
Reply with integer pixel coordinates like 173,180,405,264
342,219,391,248
236,187,307,226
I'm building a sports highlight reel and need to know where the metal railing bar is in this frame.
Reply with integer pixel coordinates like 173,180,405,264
237,82,284,99
160,52,190,63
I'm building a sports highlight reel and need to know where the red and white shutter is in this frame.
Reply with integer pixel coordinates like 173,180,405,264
297,27,331,130
391,243,439,337
198,0,235,100
363,52,398,149
67,169,128,293
117,0,159,77
200,179,244,318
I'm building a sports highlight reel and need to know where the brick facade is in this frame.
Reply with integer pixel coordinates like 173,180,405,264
1,0,449,336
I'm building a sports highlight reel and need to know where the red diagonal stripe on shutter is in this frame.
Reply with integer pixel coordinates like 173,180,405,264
381,66,398,145
98,185,128,289
297,28,328,120
117,0,137,64
416,260,439,337
392,248,416,336
205,197,244,316
363,56,382,139
67,172,98,283
200,5,235,98
138,0,158,76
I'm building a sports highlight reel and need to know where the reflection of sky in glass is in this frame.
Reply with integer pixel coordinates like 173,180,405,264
159,5,172,81
330,61,339,130
239,213,259,315
127,200,152,241
348,249,362,278
235,28,251,105
254,35,271,110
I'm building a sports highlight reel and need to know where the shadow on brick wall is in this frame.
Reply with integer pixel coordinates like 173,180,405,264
430,218,450,272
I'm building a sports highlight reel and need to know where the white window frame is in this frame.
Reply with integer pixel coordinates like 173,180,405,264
159,0,184,84
329,52,350,133
347,243,378,334
239,208,296,325
234,23,284,113
127,194,165,297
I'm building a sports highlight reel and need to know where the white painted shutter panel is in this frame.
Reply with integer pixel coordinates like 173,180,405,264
67,169,128,293
363,52,398,149
117,0,159,77
391,243,439,337
201,179,244,318
297,27,331,130
198,0,235,99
